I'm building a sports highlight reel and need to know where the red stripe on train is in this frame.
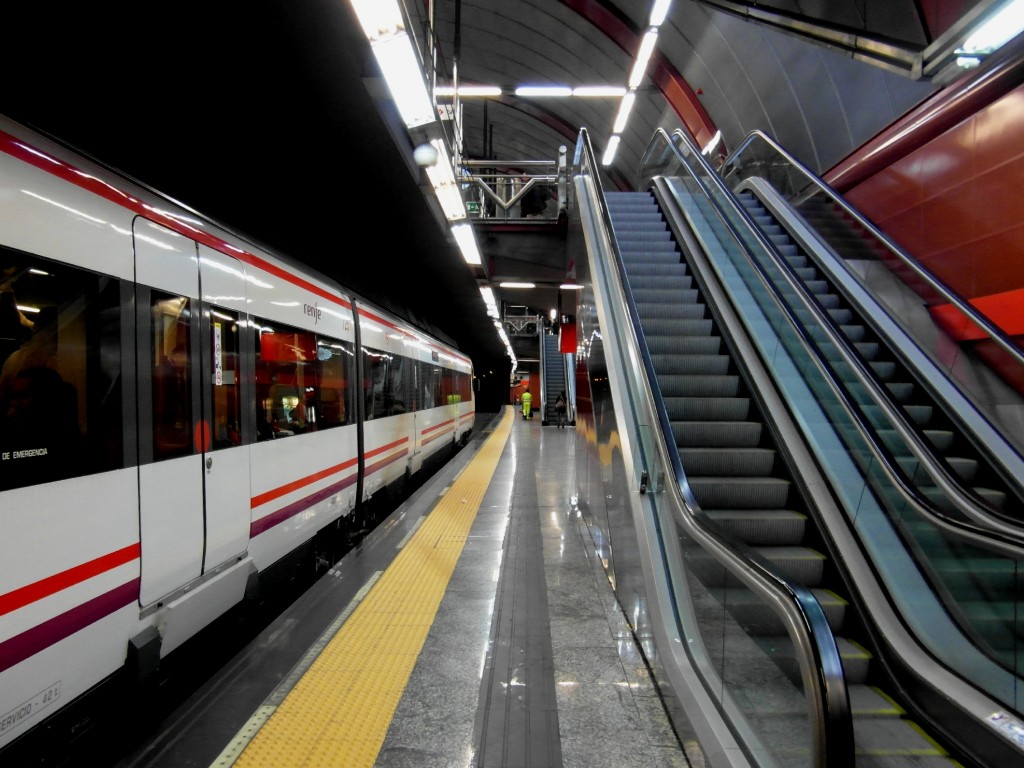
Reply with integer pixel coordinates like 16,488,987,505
365,437,408,458
249,445,410,538
250,473,360,538
422,418,455,435
251,457,359,509
0,130,350,310
0,544,139,618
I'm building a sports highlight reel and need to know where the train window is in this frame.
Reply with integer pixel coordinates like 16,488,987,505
424,365,444,408
362,348,411,419
315,338,352,429
363,348,391,420
254,320,353,439
209,308,241,449
151,293,193,459
0,250,123,490
443,368,459,404
403,356,421,411
454,370,470,403
388,355,406,414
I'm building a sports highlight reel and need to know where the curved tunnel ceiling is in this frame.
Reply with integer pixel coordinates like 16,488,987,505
0,0,996,376
419,0,975,180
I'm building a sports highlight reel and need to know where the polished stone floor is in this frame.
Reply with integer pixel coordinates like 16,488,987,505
375,411,695,768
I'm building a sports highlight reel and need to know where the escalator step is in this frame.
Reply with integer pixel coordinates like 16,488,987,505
689,476,792,509
647,336,721,355
704,508,806,544
656,374,740,398
674,420,763,448
848,685,903,718
642,317,714,336
631,287,699,303
651,353,731,375
635,301,707,320
663,395,748,421
755,545,826,585
679,446,776,476
647,337,720,356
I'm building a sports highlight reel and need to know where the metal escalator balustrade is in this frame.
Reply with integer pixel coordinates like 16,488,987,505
687,129,1024,701
730,185,1024,681
574,126,852,768
718,130,1024,482
643,127,1024,767
541,333,564,424
605,189,958,768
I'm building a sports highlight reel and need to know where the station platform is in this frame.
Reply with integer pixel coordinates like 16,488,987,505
116,406,698,768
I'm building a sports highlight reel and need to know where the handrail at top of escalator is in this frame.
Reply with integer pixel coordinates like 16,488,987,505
648,125,1024,557
719,129,1024,371
579,127,854,768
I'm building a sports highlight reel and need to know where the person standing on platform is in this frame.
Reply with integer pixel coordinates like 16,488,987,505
521,387,532,420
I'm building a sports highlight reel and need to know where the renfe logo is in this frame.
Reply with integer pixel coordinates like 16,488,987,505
304,303,322,324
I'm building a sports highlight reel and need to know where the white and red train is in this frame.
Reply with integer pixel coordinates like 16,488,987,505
0,114,474,752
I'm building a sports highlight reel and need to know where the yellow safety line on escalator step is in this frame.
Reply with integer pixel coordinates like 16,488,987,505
230,406,514,768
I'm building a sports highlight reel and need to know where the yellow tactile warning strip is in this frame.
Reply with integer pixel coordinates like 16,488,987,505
226,406,515,768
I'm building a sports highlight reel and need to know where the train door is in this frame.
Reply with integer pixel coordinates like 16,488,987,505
134,219,203,605
133,220,249,607
195,242,249,571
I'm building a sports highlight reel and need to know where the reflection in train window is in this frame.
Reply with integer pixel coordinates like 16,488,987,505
316,338,352,428
253,319,353,441
362,348,405,421
209,308,242,449
151,293,193,459
0,249,123,490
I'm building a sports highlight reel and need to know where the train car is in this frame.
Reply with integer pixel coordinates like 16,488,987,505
0,113,474,754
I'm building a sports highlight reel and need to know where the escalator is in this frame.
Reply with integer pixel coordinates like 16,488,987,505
733,187,1024,523
541,332,564,424
605,189,962,768
727,186,1024,678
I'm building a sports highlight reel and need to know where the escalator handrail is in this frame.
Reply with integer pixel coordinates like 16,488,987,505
578,127,854,768
649,128,1024,721
719,129,1024,371
653,125,1024,560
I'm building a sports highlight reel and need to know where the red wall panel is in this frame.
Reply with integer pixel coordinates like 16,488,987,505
843,83,1024,334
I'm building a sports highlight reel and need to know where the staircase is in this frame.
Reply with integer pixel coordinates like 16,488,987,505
605,189,961,768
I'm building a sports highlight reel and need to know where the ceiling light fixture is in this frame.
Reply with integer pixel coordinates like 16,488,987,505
480,285,500,318
573,86,628,97
499,281,537,288
602,1,672,166
424,139,467,221
435,84,632,99
611,91,636,134
602,135,621,165
452,222,482,265
958,0,1024,65
515,85,574,97
436,85,503,97
628,30,659,89
348,0,435,128
649,0,673,27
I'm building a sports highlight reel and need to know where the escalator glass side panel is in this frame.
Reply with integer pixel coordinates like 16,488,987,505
719,132,1024,472
659,173,1024,719
604,189,845,768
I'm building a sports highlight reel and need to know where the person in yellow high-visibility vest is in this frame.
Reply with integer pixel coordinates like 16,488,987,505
521,387,532,420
